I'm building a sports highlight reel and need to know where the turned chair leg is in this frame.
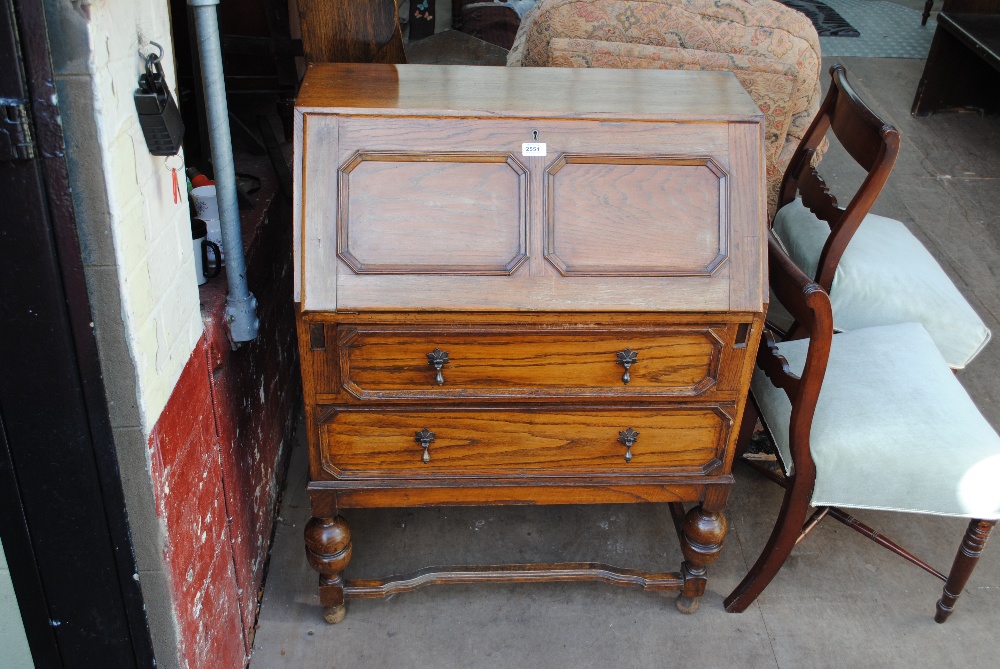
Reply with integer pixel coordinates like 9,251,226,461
921,0,934,26
935,519,996,623
724,481,810,612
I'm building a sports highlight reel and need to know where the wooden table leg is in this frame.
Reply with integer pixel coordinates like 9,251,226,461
676,502,728,614
305,515,353,623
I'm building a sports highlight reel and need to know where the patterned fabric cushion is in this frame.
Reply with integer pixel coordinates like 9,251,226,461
752,322,1000,519
548,38,798,176
508,0,822,217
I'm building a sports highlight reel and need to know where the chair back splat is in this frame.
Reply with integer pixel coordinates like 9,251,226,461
777,63,901,294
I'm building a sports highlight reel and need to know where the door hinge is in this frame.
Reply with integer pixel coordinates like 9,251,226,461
1,99,36,161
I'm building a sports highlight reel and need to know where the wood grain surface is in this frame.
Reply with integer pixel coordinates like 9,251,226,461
343,563,686,598
301,314,756,404
337,327,723,398
296,0,406,64
296,63,761,120
338,152,526,274
322,480,712,508
318,405,732,477
545,156,726,276
295,84,764,311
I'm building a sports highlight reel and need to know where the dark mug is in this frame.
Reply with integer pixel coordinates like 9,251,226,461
192,218,222,285
201,239,222,279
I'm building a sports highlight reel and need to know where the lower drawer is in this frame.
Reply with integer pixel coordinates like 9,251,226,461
317,406,733,478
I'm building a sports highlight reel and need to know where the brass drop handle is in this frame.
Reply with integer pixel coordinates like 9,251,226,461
427,348,450,385
618,428,639,463
616,348,638,385
415,428,436,463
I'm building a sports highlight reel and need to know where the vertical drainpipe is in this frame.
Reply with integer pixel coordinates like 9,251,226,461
189,0,259,343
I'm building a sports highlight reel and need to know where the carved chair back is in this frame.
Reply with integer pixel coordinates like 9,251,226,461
777,63,900,293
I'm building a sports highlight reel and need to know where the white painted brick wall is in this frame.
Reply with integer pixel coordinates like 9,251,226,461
84,0,203,430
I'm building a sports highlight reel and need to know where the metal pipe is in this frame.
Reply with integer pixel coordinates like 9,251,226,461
189,0,259,343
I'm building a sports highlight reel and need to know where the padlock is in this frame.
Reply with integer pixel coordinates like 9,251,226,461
134,50,184,156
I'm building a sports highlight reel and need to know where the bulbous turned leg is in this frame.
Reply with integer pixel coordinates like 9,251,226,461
676,505,727,614
935,519,995,623
304,515,352,624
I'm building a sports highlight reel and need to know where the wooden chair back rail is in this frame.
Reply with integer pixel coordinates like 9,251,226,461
761,235,832,472
296,0,407,64
776,64,901,294
828,85,893,171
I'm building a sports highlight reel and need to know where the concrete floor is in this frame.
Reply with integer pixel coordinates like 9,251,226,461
250,54,1000,668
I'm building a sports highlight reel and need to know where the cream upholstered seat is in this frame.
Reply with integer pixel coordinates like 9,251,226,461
752,321,1000,518
725,234,1000,623
772,198,991,369
507,0,823,217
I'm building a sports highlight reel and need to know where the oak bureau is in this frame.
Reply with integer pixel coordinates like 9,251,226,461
293,63,766,622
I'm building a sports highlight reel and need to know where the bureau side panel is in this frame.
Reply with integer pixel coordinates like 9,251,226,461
727,121,767,313
294,109,304,302
301,114,340,310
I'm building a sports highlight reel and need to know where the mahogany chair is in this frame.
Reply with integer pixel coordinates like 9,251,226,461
725,234,1000,621
769,64,990,369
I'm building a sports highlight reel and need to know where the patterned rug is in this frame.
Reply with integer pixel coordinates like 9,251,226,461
777,0,860,37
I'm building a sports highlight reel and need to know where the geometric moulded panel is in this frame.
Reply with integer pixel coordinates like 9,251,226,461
338,151,528,274
545,155,729,276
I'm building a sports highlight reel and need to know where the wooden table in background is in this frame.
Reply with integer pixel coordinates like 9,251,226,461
405,29,510,65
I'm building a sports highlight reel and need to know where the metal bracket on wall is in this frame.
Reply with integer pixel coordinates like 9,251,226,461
0,99,35,161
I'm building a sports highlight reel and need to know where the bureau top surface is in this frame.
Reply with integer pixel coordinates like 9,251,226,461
296,63,762,122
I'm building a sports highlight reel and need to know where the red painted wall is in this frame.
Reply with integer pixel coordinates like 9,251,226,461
146,157,299,668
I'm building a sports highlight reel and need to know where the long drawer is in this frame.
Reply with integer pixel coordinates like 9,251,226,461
317,405,733,478
329,325,738,401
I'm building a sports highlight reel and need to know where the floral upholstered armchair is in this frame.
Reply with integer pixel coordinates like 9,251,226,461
507,0,822,217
